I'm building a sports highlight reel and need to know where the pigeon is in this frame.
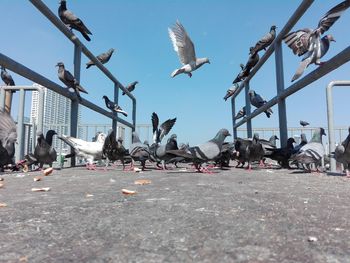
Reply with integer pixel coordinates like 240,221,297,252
0,110,17,170
214,142,235,168
168,20,210,78
151,112,177,144
233,138,251,168
150,134,179,170
128,132,150,171
333,127,350,177
245,133,265,170
269,137,296,168
86,48,115,69
250,25,277,55
102,96,128,117
232,63,248,84
260,135,279,157
56,62,88,101
248,90,273,118
224,84,239,101
102,129,129,169
292,133,308,154
58,0,92,41
166,129,231,173
290,128,326,172
245,47,260,71
25,130,57,169
300,120,310,127
284,1,350,81
234,106,246,120
1,66,15,93
122,81,138,96
58,133,106,170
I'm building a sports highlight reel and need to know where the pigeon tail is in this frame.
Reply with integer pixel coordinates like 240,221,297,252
291,57,311,82
81,31,91,42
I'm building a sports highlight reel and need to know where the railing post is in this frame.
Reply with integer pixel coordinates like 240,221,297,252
37,86,45,133
275,41,288,147
132,100,136,132
231,97,237,139
16,88,25,162
70,44,82,167
244,82,252,138
112,83,119,134
0,87,5,109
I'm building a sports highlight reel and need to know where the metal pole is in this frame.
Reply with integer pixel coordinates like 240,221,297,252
0,88,5,109
274,41,288,147
16,89,25,161
132,100,136,132
231,97,237,139
70,44,81,167
244,82,252,138
4,91,13,114
112,83,119,133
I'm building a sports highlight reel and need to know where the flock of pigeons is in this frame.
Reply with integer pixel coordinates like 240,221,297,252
1,1,350,177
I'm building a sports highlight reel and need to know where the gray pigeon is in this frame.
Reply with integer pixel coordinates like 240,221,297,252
234,106,246,120
232,63,248,84
25,130,57,169
122,81,138,96
58,0,92,41
260,135,279,157
167,129,231,172
250,25,277,55
128,132,150,171
333,127,350,177
300,120,310,127
150,134,179,170
224,84,239,101
284,1,350,82
245,133,265,170
245,47,260,71
1,66,15,93
102,129,129,169
168,20,210,78
102,96,128,117
56,62,88,101
290,128,326,172
248,90,273,118
0,110,17,170
86,48,115,69
292,133,308,155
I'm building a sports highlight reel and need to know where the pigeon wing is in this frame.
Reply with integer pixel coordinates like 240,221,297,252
283,28,313,56
168,21,196,65
0,110,17,148
317,0,350,35
159,118,177,142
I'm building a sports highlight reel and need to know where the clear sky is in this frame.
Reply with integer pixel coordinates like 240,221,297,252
1,0,350,145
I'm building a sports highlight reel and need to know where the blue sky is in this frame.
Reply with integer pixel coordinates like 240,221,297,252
1,0,350,145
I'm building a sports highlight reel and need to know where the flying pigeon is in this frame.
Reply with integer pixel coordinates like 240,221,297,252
223,84,239,101
283,1,350,81
290,128,326,172
168,20,210,78
151,112,177,144
250,25,277,55
58,0,92,41
248,90,273,118
25,130,57,169
269,137,296,168
234,106,246,120
86,48,115,69
102,96,128,117
122,81,138,96
56,62,88,101
1,66,16,93
232,63,248,84
333,127,350,177
102,129,129,169
300,120,310,127
58,133,106,170
167,129,231,173
128,132,150,171
0,110,17,170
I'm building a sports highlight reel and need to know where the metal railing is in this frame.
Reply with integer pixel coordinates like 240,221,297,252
0,0,138,166
231,0,350,150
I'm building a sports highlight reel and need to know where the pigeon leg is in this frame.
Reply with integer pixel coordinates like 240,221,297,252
259,160,265,168
141,161,146,171
200,166,214,174
187,72,192,78
246,163,252,171
346,169,350,177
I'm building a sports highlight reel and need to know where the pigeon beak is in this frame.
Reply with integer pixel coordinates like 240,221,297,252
331,39,336,42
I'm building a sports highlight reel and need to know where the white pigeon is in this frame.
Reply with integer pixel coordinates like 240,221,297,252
59,133,106,170
168,20,210,78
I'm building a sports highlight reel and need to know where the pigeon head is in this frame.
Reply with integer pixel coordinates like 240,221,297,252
55,62,65,68
239,63,244,69
170,134,177,140
212,129,231,143
270,25,277,31
108,48,115,54
96,133,106,143
320,128,326,136
117,137,123,143
287,137,296,146
300,133,307,143
325,34,336,42
132,132,141,144
248,90,255,97
143,140,149,146
102,95,108,100
253,133,260,140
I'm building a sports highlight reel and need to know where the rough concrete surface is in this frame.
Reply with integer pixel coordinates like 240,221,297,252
0,164,350,262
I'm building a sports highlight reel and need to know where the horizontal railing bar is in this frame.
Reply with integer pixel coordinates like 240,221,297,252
29,0,135,102
233,45,350,129
230,0,314,101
